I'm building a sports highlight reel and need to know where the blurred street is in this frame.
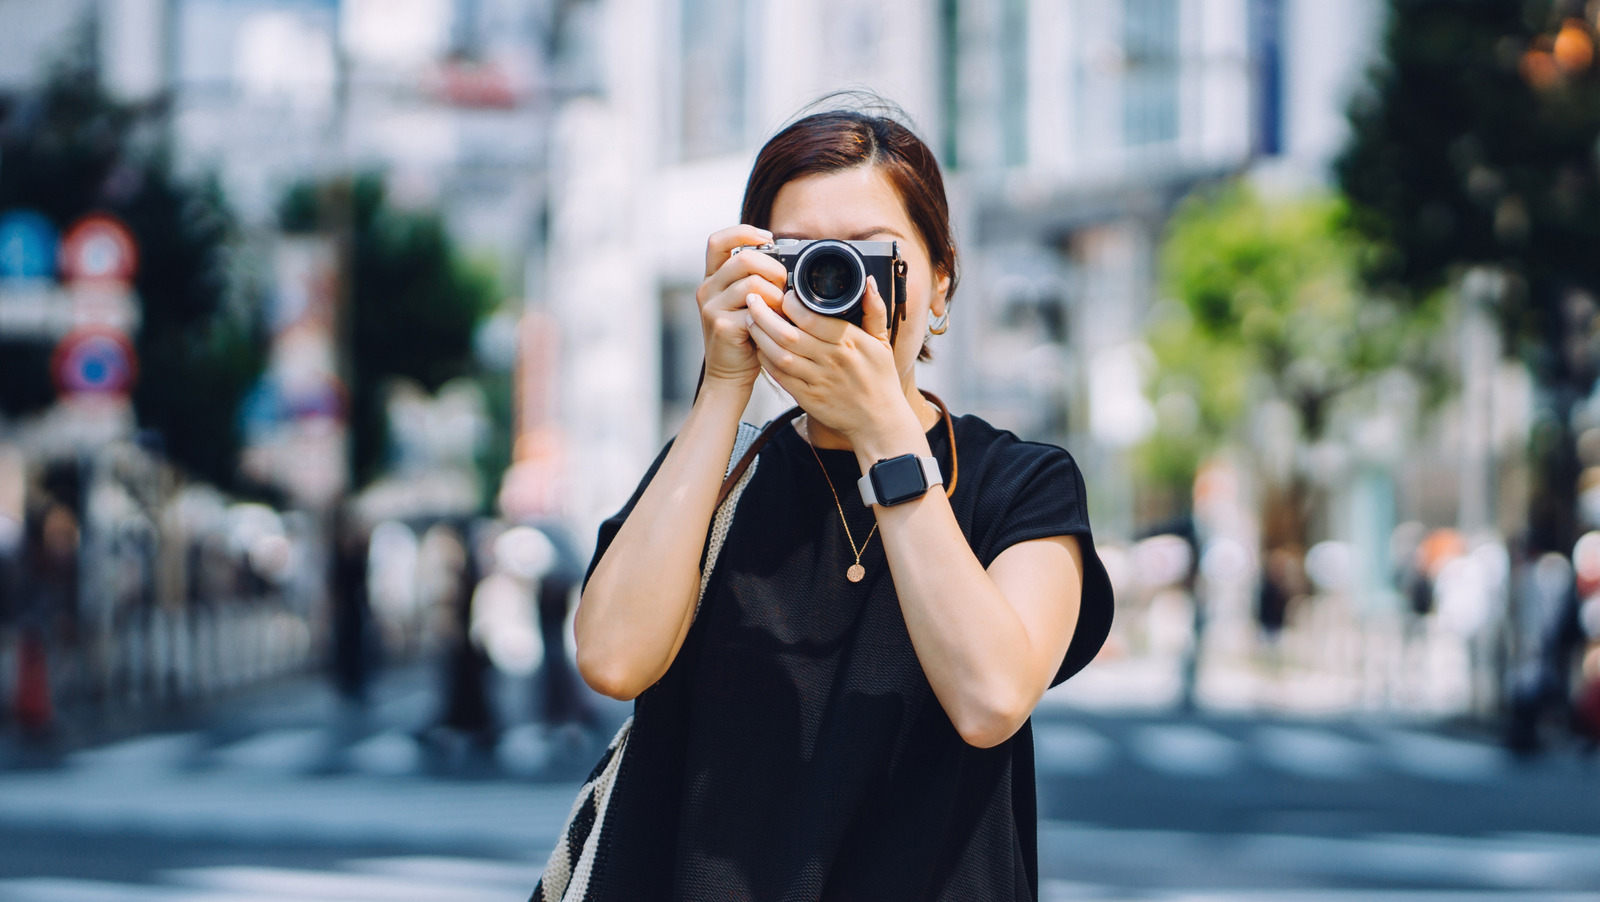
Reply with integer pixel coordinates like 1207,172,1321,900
0,665,1595,901
5,0,1600,897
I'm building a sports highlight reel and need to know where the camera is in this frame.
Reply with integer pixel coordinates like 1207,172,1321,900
734,238,908,332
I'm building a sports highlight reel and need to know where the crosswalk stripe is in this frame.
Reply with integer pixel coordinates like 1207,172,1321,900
343,856,541,888
166,865,512,901
34,719,1518,794
1377,729,1508,782
346,731,422,776
0,877,259,901
0,856,542,902
210,728,327,773
1128,724,1243,777
1038,822,1600,894
1034,723,1117,775
67,733,201,773
1253,725,1374,780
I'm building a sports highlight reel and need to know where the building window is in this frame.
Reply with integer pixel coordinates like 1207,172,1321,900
1249,0,1285,157
1001,0,1029,167
659,286,701,438
1122,0,1179,147
679,0,749,160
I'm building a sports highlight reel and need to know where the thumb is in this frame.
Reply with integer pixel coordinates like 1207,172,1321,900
861,276,890,343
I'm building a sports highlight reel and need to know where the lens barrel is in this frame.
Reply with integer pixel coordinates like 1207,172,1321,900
793,240,866,316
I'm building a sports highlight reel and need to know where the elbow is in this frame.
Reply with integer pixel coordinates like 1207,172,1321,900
950,689,1033,749
575,642,648,701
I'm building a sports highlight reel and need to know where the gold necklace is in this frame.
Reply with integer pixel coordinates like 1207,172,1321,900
801,415,877,583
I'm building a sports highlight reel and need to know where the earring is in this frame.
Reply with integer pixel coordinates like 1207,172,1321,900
927,311,950,335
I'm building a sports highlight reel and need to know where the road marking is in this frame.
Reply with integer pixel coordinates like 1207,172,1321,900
1034,723,1117,775
209,728,326,774
1039,821,1600,895
343,856,541,888
347,731,421,777
1377,729,1508,782
67,733,201,773
1128,724,1242,777
166,865,511,901
0,856,545,901
1253,725,1374,780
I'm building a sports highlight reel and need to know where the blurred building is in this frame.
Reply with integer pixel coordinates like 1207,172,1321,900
0,0,1387,542
547,0,1385,540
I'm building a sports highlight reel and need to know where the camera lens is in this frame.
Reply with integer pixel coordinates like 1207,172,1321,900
805,251,857,302
794,241,866,316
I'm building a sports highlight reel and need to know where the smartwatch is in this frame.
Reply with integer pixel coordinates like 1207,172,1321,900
857,454,943,507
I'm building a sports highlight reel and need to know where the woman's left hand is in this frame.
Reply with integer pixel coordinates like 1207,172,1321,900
745,277,918,446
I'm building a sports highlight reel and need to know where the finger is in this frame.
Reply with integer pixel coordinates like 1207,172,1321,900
702,242,789,300
705,274,783,317
861,276,890,343
780,290,849,344
748,320,822,382
705,225,775,278
745,290,808,348
756,349,812,395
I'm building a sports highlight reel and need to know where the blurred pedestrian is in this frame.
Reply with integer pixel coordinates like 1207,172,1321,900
434,519,496,747
1505,543,1584,754
329,507,375,707
12,501,77,737
536,105,1115,901
525,519,594,729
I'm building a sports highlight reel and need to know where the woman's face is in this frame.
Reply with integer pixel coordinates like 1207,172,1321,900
767,165,950,380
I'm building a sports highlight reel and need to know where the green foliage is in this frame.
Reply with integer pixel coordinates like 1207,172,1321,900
0,64,263,488
1338,0,1600,386
1338,0,1600,551
281,175,498,489
1140,181,1435,495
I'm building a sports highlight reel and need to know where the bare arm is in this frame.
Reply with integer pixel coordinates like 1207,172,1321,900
573,224,786,700
747,278,1085,746
853,425,1085,748
573,381,749,699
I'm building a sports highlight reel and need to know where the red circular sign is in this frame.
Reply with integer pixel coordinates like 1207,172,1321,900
51,328,138,397
58,214,138,285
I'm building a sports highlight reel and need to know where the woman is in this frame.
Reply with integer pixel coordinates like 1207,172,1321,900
572,106,1114,900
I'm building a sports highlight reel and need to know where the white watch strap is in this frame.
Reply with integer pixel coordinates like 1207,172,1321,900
857,456,943,506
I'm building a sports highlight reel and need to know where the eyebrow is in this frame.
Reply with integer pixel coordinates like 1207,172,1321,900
772,227,906,242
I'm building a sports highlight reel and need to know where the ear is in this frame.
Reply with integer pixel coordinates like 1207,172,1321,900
931,272,952,318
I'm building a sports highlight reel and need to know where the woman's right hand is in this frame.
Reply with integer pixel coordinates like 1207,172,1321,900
697,225,788,389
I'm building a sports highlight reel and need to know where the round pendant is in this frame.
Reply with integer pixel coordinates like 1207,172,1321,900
847,563,866,583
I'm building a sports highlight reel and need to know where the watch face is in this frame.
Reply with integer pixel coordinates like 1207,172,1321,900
870,454,929,505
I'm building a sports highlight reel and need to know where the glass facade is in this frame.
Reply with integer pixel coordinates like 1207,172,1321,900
1122,0,1179,147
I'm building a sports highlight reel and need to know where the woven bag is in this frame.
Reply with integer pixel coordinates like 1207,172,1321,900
530,420,763,902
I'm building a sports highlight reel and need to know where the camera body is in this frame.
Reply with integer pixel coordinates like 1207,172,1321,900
735,238,907,332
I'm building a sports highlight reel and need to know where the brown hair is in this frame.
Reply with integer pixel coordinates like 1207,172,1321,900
740,108,959,360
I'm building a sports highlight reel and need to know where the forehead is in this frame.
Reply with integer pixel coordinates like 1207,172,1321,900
767,166,912,239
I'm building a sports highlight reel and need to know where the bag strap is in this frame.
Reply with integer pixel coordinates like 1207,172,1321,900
696,419,768,610
711,389,956,511
713,406,802,510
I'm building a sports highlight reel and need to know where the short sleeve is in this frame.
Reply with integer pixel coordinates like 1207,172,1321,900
583,438,675,590
970,441,1114,687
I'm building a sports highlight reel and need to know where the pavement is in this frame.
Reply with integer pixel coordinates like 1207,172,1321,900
0,660,1597,900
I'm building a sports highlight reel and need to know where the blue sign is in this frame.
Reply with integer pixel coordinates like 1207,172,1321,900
0,210,59,280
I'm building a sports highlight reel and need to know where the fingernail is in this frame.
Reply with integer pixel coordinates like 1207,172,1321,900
746,293,760,306
744,314,754,327
758,228,773,239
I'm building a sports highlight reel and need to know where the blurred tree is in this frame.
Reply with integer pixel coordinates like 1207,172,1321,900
1339,0,1600,553
0,60,262,489
279,176,498,491
1144,182,1439,547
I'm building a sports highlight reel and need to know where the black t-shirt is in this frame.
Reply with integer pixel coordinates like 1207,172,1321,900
583,413,1113,901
